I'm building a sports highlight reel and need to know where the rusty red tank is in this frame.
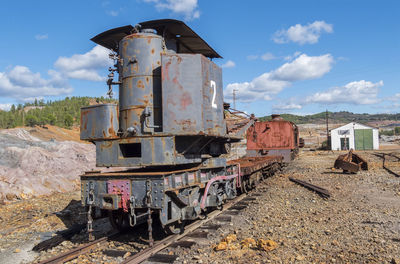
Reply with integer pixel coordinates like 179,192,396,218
246,114,300,162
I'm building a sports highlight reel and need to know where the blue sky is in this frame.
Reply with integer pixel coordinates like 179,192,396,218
0,0,399,116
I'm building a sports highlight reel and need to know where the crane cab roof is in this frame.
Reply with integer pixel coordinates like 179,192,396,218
91,19,222,58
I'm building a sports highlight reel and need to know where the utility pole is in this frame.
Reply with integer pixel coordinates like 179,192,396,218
326,109,329,150
233,89,238,109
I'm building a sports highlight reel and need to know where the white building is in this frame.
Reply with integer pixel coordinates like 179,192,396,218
330,122,379,151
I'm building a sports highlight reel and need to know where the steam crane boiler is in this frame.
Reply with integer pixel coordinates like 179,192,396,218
79,19,244,242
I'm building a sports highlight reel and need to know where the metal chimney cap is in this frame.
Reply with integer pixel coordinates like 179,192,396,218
271,114,283,121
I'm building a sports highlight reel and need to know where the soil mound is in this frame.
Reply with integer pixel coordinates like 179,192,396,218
0,127,95,201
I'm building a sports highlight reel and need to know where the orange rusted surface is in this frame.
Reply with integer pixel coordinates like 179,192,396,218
247,120,299,150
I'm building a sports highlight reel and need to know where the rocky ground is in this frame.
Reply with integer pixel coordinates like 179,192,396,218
0,126,95,201
175,150,400,263
0,149,399,263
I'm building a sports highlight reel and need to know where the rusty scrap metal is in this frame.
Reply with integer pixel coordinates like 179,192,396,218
334,149,368,173
289,177,331,198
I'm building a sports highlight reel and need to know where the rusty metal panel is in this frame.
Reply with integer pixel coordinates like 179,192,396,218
107,180,131,212
118,33,163,134
80,104,118,140
161,53,226,137
247,121,296,150
95,136,202,167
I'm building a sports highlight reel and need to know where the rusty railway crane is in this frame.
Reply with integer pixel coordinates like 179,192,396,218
79,19,282,243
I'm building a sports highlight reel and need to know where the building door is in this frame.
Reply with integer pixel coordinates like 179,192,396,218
354,129,373,150
340,138,350,150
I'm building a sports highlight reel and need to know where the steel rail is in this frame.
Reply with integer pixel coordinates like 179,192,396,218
373,152,400,177
122,193,248,264
36,194,248,264
289,177,331,198
37,235,111,264
382,154,400,177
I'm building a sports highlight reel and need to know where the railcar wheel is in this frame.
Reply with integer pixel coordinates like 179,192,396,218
225,179,237,199
164,221,185,235
108,210,126,230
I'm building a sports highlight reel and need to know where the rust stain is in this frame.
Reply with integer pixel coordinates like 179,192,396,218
150,138,155,162
128,81,133,97
81,110,89,131
100,141,113,150
162,61,171,81
151,48,155,54
175,119,193,131
137,98,149,105
137,80,145,89
180,92,192,110
166,97,177,107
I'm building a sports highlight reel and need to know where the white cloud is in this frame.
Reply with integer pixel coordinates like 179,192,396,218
108,10,119,16
261,52,276,61
246,55,258,60
224,54,333,103
221,60,235,68
0,103,12,111
305,80,383,105
144,0,200,20
54,45,112,81
35,34,48,40
271,54,333,81
284,51,301,61
273,21,333,45
0,66,72,101
273,103,302,111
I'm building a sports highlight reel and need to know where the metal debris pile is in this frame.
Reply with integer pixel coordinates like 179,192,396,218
334,149,368,173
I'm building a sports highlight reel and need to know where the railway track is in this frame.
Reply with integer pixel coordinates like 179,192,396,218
373,152,400,177
37,191,252,264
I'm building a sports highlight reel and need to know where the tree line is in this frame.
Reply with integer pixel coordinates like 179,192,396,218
0,97,116,129
259,111,400,124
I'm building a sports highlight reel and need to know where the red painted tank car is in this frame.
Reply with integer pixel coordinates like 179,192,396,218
246,114,300,162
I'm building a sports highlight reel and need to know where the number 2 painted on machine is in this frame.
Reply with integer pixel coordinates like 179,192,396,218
210,80,217,109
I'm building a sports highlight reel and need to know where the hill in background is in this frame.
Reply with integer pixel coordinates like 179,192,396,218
259,111,400,126
0,97,116,129
1,97,400,129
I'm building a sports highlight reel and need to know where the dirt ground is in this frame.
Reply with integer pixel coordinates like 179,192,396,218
1,149,400,263
175,150,400,263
